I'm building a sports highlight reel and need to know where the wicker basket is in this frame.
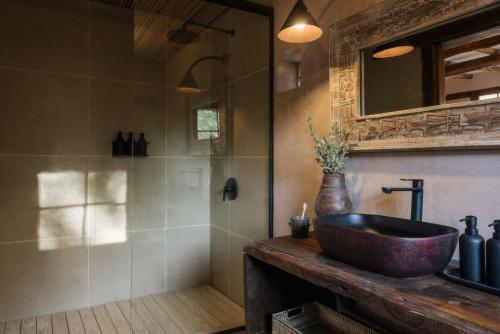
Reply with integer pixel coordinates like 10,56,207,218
272,303,378,334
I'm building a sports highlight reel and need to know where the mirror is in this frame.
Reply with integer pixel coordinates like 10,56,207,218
361,4,500,116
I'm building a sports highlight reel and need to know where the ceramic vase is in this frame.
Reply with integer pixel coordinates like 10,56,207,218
314,174,352,216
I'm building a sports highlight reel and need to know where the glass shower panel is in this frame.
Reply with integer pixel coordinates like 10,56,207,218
209,6,271,306
0,1,269,333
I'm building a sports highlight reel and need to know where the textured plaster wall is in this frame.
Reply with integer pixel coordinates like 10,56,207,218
273,0,500,258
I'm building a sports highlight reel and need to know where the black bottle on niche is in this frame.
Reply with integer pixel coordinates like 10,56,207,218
134,132,149,157
459,215,485,282
112,132,125,156
486,220,500,288
124,132,134,156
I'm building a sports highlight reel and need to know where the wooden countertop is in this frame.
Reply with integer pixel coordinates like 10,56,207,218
244,237,500,334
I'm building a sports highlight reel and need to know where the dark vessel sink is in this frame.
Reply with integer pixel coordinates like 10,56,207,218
314,214,459,278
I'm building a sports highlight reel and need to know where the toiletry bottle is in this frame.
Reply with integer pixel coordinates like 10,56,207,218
134,133,148,156
459,216,485,282
125,132,134,156
112,132,125,156
486,220,500,288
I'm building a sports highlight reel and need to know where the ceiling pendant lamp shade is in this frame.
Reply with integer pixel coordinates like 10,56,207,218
278,0,323,43
372,39,414,59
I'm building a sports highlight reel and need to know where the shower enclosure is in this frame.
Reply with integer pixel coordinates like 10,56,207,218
0,1,272,333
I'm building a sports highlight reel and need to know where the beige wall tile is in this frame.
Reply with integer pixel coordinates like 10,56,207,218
210,226,230,295
90,1,133,81
230,158,269,241
134,57,166,87
0,0,89,75
231,70,270,157
0,156,89,243
133,84,166,156
132,229,166,297
166,158,210,227
0,237,89,320
210,158,230,231
0,68,89,155
89,232,131,306
166,87,212,157
89,78,134,155
133,158,166,231
88,157,133,235
166,225,210,292
90,80,165,156
229,233,250,306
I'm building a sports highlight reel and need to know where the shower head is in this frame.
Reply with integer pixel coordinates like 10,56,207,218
167,27,200,44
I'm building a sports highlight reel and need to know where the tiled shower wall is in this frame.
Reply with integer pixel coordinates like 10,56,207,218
0,0,211,321
208,9,270,305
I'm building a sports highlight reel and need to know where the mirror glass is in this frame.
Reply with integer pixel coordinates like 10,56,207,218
361,4,500,116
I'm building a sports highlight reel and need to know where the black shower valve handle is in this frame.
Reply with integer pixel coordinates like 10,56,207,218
222,178,238,202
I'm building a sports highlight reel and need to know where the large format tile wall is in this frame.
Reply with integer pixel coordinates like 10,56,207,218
0,0,211,321
207,8,270,306
274,0,500,259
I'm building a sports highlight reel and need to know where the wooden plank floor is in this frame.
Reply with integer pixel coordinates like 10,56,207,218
2,286,244,334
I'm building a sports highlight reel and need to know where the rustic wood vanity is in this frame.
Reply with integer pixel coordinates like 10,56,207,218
244,237,500,334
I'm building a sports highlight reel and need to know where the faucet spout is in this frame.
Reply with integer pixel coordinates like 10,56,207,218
381,179,424,221
382,187,421,194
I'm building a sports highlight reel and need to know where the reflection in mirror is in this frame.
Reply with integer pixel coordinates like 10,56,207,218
361,4,500,116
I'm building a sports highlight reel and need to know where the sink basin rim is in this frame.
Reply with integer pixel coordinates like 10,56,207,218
314,213,459,240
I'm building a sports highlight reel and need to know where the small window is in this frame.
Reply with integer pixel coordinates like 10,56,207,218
196,107,220,140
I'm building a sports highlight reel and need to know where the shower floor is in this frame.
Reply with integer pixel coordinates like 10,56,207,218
0,286,244,334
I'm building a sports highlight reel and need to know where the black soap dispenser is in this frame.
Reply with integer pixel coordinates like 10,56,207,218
459,216,485,282
486,220,500,288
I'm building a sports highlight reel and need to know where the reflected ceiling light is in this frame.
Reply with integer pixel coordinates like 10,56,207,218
176,55,225,94
372,40,414,59
278,0,323,44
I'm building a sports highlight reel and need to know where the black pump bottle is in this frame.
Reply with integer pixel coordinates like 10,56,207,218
486,220,500,288
459,216,485,282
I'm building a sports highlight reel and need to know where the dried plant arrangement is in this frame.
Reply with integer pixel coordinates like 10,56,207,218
307,113,350,176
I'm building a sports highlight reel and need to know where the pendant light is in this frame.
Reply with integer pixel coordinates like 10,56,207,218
176,55,225,94
278,0,322,44
176,71,201,94
372,39,414,59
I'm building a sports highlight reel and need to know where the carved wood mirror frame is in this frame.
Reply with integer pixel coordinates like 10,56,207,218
330,0,500,152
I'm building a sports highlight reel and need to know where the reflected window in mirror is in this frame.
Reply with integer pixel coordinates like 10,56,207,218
360,4,500,116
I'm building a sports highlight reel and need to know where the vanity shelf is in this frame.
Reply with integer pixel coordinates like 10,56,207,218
244,236,500,334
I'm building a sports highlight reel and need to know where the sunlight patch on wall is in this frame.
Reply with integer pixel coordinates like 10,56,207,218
37,170,129,251
38,171,86,208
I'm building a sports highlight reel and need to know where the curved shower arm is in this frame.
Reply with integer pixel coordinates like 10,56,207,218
186,55,225,73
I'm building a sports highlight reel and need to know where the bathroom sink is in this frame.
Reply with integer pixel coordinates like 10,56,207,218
314,214,459,278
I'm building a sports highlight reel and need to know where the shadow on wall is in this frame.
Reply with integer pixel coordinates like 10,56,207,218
37,170,128,251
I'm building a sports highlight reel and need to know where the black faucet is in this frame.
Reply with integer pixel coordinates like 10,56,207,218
382,179,424,221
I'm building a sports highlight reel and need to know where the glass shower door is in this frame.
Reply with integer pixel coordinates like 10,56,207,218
208,5,271,306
